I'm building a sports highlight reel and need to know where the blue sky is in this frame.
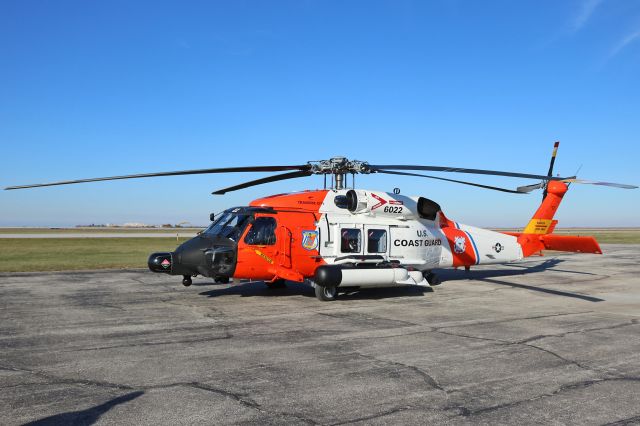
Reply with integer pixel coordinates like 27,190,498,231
1,0,639,227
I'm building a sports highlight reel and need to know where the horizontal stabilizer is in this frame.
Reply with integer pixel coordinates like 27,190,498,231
540,234,602,254
508,232,603,256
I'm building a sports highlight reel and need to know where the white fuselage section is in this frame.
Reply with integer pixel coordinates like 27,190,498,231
316,189,523,276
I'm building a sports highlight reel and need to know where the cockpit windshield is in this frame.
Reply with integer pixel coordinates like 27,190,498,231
203,210,251,242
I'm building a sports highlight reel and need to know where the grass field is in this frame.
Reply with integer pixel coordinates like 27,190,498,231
0,230,638,273
0,238,183,272
547,229,640,244
0,227,202,234
495,229,640,244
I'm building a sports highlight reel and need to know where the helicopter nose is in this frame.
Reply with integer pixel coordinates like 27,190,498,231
148,252,173,273
147,236,237,280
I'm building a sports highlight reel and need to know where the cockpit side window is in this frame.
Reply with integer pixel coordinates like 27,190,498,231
244,217,277,246
203,211,251,242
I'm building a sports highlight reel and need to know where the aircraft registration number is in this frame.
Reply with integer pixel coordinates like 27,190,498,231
383,206,403,213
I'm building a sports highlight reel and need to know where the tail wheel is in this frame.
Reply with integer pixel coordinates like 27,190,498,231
315,285,338,301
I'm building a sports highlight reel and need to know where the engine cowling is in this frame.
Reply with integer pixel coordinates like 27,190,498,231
333,190,442,222
346,189,369,213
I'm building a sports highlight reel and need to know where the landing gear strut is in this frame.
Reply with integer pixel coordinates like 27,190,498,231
182,275,192,287
424,271,442,286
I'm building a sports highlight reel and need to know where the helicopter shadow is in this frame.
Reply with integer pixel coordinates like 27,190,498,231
197,280,432,300
437,258,605,303
337,285,433,301
23,391,144,426
198,280,315,299
196,258,603,302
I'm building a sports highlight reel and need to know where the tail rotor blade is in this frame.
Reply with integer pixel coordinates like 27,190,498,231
563,179,638,189
547,141,560,178
543,141,560,200
517,182,545,193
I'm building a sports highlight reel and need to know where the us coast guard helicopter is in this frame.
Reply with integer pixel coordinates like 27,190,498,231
5,143,637,301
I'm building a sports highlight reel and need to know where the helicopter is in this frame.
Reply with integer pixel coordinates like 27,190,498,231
5,142,637,301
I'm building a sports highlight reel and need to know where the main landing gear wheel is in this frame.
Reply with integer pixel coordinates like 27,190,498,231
266,279,287,289
424,272,442,286
214,276,230,284
315,285,338,301
182,275,192,287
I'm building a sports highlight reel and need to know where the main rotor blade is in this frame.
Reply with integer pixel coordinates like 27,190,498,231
375,170,527,194
212,170,313,195
4,165,312,190
563,179,638,189
369,165,570,182
517,178,637,193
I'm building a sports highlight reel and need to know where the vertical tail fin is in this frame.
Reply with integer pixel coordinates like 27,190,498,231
522,180,568,235
518,180,601,256
522,141,566,236
519,180,568,255
516,141,601,256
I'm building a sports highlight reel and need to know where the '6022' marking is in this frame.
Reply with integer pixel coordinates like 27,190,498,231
383,206,403,214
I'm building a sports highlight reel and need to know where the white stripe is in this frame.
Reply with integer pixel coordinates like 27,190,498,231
464,231,480,265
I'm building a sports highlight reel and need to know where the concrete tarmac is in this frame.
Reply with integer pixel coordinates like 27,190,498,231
1,245,639,425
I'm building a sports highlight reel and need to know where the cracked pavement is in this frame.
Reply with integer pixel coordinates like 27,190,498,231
1,244,639,425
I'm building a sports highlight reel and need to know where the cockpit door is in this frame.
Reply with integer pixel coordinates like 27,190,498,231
278,225,292,268
236,215,279,280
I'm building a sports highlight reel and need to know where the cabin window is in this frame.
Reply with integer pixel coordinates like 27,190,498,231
340,228,361,253
367,229,387,253
244,217,277,245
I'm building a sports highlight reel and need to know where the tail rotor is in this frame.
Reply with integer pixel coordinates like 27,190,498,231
542,141,560,200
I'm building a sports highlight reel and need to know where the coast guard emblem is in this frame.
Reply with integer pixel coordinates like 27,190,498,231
301,230,319,251
454,236,466,254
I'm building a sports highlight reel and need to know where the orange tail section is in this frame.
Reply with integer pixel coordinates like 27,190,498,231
509,181,602,257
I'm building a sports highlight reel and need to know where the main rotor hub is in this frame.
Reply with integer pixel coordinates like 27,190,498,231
307,157,371,175
307,157,371,190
